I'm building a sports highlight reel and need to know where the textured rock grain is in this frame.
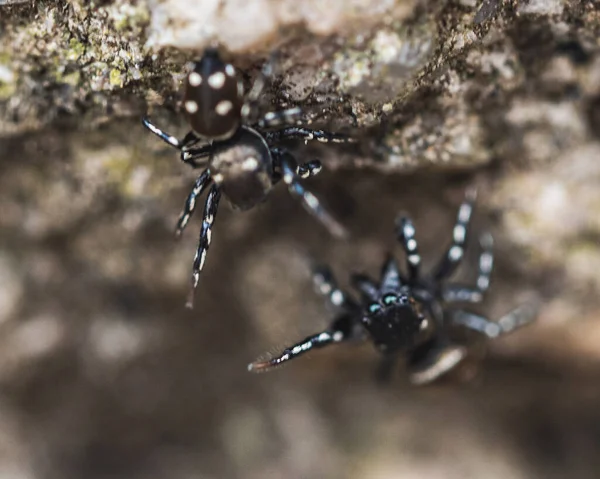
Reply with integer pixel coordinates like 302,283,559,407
1,2,600,479
0,1,596,169
146,0,417,52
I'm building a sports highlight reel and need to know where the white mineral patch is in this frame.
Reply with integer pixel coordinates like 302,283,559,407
146,0,415,52
518,0,565,15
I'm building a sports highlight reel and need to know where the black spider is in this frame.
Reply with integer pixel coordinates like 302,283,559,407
248,189,537,384
143,49,352,307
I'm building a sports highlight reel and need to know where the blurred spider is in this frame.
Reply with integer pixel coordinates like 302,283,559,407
143,49,352,308
248,189,537,384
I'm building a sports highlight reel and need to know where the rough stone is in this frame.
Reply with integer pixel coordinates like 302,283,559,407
1,1,600,478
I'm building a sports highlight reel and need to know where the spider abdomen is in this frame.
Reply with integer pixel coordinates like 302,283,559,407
184,49,243,140
210,126,274,210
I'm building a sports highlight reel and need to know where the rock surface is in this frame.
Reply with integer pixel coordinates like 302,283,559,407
0,1,600,478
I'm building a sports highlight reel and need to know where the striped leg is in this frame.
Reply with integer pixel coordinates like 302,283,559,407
175,170,212,237
265,127,355,145
247,53,277,102
256,107,304,129
180,144,212,167
442,233,494,303
279,152,348,239
313,266,357,312
380,255,403,294
432,188,477,281
143,118,210,167
296,160,322,179
186,184,222,309
143,117,198,150
408,341,467,386
475,232,494,292
396,216,421,281
248,330,337,372
242,54,277,122
451,303,537,339
248,312,360,373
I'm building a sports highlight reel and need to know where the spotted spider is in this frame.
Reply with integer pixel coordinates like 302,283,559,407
248,189,537,384
143,49,352,308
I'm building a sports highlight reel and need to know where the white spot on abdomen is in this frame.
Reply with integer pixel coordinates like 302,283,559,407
189,72,202,86
208,71,226,89
215,100,233,116
242,156,259,171
185,100,198,114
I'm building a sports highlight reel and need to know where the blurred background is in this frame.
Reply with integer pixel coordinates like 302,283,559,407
1,1,600,479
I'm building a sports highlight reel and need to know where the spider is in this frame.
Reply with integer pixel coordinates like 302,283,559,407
248,189,537,384
143,48,352,308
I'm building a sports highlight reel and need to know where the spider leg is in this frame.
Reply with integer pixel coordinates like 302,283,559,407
142,117,200,150
264,127,355,145
271,159,321,186
248,330,340,372
408,340,468,386
143,117,211,168
451,303,537,338
442,286,484,304
186,184,222,309
180,144,212,167
380,255,404,294
442,233,494,303
271,147,322,177
296,159,322,179
396,215,421,281
248,312,361,372
350,274,380,302
242,53,278,123
175,169,212,237
256,107,304,129
278,151,348,239
475,232,494,291
432,188,477,281
244,55,274,104
313,266,358,312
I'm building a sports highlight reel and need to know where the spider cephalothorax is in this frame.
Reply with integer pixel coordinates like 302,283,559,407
143,48,353,307
248,189,537,384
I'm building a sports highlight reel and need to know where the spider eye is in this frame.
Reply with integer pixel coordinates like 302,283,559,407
367,303,382,314
382,294,397,305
